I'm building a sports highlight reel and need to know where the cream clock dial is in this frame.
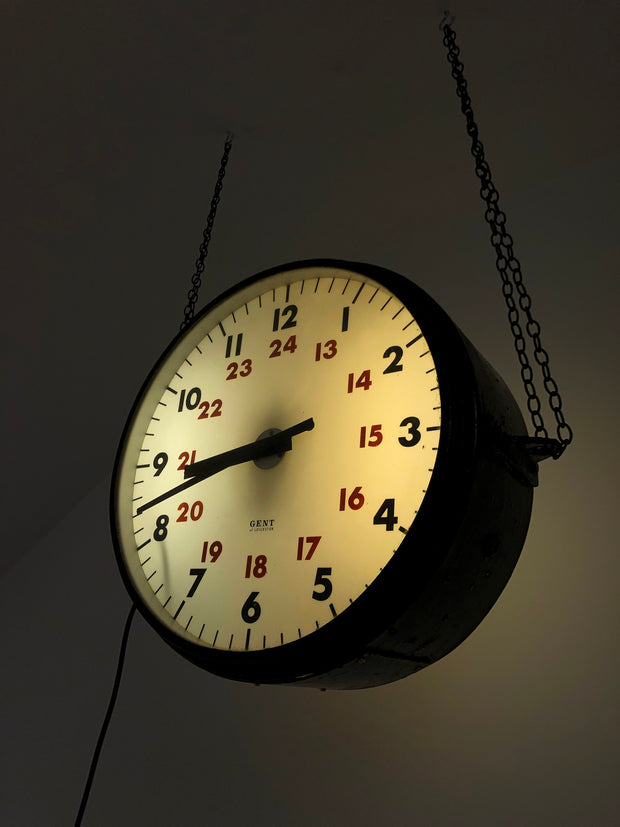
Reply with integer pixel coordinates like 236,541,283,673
112,260,533,689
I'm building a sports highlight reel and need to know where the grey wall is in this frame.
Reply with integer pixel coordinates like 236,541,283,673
2,2,618,825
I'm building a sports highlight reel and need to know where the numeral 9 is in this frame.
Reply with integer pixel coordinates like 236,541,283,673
153,452,168,476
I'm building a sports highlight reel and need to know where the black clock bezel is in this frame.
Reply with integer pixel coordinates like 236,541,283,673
111,259,522,688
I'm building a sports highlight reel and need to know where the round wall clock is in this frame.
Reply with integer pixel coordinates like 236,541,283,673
111,259,534,689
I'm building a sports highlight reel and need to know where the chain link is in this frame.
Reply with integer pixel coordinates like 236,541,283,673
442,22,572,457
180,134,233,331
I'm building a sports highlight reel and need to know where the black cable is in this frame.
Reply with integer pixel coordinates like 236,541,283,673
74,603,137,827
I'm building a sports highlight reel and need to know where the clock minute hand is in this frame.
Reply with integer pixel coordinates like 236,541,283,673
183,417,315,479
135,417,314,516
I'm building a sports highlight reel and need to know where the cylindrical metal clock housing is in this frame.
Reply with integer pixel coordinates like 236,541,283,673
111,260,533,689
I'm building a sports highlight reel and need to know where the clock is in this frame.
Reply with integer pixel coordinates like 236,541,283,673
111,259,534,689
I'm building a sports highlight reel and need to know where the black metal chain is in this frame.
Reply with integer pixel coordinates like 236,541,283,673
441,17,572,458
180,133,233,331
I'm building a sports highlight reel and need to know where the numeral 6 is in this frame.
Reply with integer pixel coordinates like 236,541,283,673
241,592,261,624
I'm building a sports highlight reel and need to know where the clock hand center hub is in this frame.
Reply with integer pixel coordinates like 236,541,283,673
254,428,285,470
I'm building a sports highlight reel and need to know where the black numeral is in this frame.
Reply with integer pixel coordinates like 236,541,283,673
373,498,398,531
225,333,243,358
153,452,168,476
153,514,169,541
341,306,350,332
241,591,261,623
273,304,298,331
399,416,421,446
186,568,206,597
178,387,202,411
383,346,404,374
312,567,333,601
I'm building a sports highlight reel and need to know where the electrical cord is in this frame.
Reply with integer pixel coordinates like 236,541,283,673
74,603,137,826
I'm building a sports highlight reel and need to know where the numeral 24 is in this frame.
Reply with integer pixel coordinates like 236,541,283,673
270,335,297,358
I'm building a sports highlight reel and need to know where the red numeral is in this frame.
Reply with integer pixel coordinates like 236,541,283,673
347,370,372,393
339,486,365,511
201,540,222,563
269,335,297,358
245,554,268,578
197,398,222,419
359,424,383,447
177,450,197,470
177,501,204,522
296,535,322,560
227,359,252,380
315,340,338,361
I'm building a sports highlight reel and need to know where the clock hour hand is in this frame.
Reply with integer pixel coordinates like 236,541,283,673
183,417,315,479
135,417,314,516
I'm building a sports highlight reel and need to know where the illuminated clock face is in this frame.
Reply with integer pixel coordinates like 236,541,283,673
113,263,441,655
